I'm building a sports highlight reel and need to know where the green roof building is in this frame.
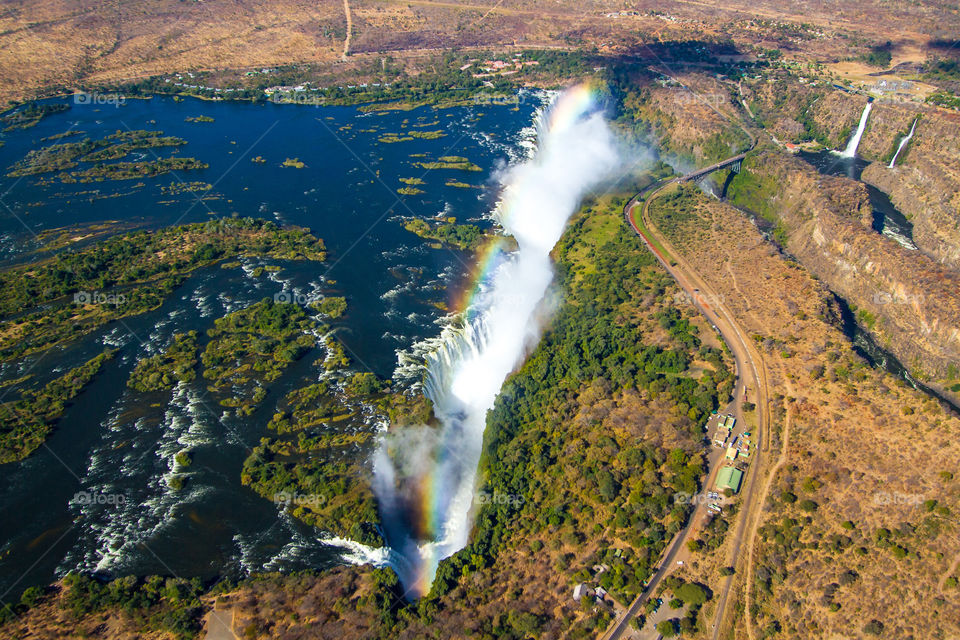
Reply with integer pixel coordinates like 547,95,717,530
716,466,743,493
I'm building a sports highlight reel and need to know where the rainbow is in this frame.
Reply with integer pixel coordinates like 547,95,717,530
395,81,609,599
448,81,605,316
545,80,606,135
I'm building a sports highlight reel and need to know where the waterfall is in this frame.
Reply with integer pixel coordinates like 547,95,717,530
840,101,873,158
888,117,918,168
371,84,625,598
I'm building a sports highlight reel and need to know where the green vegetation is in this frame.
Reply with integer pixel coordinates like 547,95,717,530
161,181,212,195
0,350,114,463
408,130,445,139
1,102,69,131
926,92,960,111
241,378,381,545
184,115,214,123
310,296,347,318
426,197,731,611
403,218,484,250
399,177,425,185
378,133,413,143
413,156,482,171
127,332,199,392
58,573,206,639
7,129,187,178
201,299,317,415
0,218,326,361
63,157,207,183
282,158,306,169
860,43,892,68
725,158,791,245
397,186,424,195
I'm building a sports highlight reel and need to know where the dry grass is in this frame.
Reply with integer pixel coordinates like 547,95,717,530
652,189,960,640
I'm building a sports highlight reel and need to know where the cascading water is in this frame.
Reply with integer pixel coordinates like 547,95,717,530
888,117,918,168
840,101,873,158
373,84,624,597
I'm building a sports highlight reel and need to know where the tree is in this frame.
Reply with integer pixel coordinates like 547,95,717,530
676,582,710,605
656,619,678,637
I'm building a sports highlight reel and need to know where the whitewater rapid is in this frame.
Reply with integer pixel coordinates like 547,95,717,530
373,85,624,597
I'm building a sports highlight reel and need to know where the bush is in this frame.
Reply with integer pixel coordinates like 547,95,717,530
863,620,884,635
656,619,678,637
799,499,818,512
675,582,710,606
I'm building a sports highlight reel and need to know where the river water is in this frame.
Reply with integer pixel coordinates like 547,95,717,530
799,150,917,250
0,93,538,601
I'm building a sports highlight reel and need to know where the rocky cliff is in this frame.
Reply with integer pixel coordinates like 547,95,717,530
729,150,960,390
746,76,960,273
860,106,960,272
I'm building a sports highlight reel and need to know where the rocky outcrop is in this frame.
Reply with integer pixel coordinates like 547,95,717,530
731,151,960,385
859,106,960,272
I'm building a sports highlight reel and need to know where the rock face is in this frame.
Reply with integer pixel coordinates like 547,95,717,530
745,80,960,273
859,106,960,272
731,151,960,385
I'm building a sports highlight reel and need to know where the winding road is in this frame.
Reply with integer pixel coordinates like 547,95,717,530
600,171,770,639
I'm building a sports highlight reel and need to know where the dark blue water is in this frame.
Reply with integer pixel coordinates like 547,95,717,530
799,150,917,250
0,95,539,602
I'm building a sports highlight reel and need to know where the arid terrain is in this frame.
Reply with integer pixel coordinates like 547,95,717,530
0,1,959,640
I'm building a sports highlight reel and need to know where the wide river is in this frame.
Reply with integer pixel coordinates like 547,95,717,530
0,92,539,601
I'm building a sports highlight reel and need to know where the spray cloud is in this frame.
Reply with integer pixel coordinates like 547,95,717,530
374,84,624,597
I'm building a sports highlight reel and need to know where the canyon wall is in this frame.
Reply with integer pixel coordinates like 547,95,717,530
729,150,960,389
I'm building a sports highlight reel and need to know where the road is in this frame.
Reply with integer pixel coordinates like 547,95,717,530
600,177,770,640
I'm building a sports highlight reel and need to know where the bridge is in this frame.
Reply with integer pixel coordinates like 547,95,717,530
675,152,746,183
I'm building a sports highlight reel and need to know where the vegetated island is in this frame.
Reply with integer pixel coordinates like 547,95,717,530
0,350,115,463
0,218,327,363
127,331,199,392
201,299,318,416
1,102,69,131
413,155,482,171
6,129,205,184
404,217,485,250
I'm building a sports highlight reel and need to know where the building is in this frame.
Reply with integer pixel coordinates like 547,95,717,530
716,466,744,493
725,446,739,461
572,583,595,602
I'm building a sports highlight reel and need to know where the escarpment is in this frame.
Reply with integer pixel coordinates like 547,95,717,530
729,151,960,389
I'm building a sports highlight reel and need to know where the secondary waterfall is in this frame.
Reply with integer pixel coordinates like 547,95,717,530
888,117,918,168
840,101,873,158
372,84,623,598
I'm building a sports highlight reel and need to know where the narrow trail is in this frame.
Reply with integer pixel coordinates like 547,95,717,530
941,553,960,591
342,0,352,61
744,387,792,640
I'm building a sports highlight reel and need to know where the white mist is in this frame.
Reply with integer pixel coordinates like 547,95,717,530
374,86,623,596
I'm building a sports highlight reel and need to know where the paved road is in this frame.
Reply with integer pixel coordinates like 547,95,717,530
599,179,769,640
203,606,238,640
